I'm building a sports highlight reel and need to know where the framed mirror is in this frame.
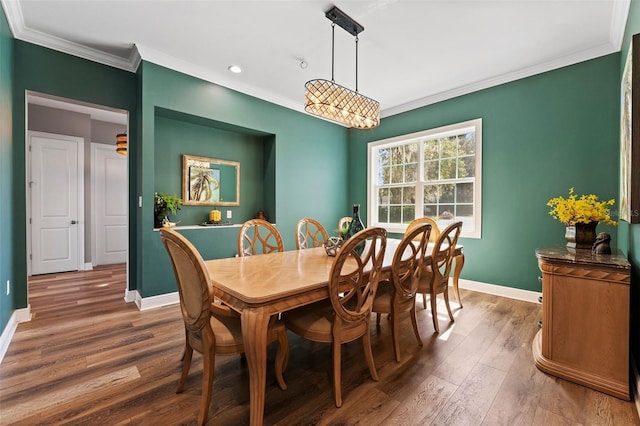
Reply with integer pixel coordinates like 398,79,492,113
182,154,240,206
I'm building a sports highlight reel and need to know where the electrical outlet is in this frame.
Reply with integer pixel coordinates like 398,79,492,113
6,280,10,296
227,210,232,219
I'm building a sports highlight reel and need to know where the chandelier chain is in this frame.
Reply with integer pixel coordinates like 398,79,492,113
331,23,336,83
355,35,359,92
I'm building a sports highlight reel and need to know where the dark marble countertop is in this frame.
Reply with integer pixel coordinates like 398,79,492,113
535,246,630,269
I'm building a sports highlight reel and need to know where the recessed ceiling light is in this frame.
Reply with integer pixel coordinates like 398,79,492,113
228,65,242,74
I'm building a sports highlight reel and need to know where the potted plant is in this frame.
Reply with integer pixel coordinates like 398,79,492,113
154,192,182,228
547,188,616,248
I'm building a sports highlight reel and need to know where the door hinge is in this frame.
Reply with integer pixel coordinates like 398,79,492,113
28,145,31,152
29,218,31,224
29,254,32,260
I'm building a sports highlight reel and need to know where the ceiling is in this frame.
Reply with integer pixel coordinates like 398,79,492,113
2,0,630,125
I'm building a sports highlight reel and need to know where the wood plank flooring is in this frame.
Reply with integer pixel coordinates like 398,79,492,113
1,264,638,425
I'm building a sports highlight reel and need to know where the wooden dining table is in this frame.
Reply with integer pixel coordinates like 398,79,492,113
204,240,463,425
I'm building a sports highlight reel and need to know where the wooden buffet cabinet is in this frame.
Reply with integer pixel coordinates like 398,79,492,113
533,246,631,400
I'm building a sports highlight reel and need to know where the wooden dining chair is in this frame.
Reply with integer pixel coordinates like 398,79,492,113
159,228,289,425
406,217,440,309
406,217,464,308
238,219,284,256
416,221,463,333
372,222,431,362
284,227,387,407
296,218,329,249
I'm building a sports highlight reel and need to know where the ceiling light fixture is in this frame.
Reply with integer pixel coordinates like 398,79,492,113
116,132,127,156
304,6,380,129
228,65,242,73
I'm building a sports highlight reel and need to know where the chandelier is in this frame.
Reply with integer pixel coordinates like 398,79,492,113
304,6,380,129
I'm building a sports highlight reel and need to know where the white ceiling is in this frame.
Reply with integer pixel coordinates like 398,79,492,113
2,0,631,124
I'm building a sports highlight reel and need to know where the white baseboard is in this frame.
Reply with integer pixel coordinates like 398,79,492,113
0,306,32,364
83,263,93,271
135,291,179,311
455,278,542,304
123,288,137,303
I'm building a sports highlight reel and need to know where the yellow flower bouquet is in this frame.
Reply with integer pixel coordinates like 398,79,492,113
547,188,617,226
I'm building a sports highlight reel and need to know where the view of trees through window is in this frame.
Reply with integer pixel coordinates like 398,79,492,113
369,119,482,238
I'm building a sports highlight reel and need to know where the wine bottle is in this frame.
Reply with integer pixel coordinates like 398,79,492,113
346,204,365,239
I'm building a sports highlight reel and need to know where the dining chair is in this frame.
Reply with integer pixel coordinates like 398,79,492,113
284,227,387,407
416,221,463,333
159,228,289,425
296,218,329,250
372,222,431,362
238,218,284,256
406,217,440,309
406,217,464,308
406,217,440,243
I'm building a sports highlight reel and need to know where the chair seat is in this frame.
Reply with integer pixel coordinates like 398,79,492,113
372,281,394,313
210,314,244,348
285,300,369,344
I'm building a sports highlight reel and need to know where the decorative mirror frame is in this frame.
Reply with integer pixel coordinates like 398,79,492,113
182,154,240,206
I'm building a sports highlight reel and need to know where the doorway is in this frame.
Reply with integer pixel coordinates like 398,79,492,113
25,92,129,290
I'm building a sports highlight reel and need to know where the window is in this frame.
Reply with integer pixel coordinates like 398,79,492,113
368,119,482,238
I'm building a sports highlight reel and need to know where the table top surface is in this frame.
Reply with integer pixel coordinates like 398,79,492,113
204,240,463,305
535,246,630,269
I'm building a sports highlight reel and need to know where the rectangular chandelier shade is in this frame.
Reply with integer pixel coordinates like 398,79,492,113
116,133,127,156
305,79,380,129
304,6,380,129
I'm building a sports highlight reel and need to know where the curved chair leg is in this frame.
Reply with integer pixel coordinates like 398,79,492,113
274,329,288,390
423,293,427,309
362,328,379,381
332,340,343,408
390,310,401,362
430,290,440,333
376,312,381,326
443,288,455,322
409,302,423,348
176,335,193,393
453,253,465,307
198,343,215,426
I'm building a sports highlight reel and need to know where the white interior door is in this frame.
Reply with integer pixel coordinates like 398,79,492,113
29,132,84,275
92,143,127,265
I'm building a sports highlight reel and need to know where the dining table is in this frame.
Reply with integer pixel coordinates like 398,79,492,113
204,239,463,425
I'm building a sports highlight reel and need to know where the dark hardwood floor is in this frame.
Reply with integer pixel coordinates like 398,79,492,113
1,264,638,425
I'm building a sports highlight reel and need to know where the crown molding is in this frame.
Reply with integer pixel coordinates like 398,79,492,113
381,42,618,118
1,0,138,72
0,0,22,37
609,0,631,50
382,0,630,118
135,43,303,113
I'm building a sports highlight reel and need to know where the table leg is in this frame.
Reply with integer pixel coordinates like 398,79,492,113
453,253,465,307
242,307,270,426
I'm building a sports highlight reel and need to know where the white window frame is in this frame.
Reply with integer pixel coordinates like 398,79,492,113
367,118,482,239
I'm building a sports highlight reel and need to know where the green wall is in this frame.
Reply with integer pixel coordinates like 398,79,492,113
139,62,349,297
618,0,640,369
9,41,138,320
154,109,273,228
349,54,621,292
0,5,14,330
